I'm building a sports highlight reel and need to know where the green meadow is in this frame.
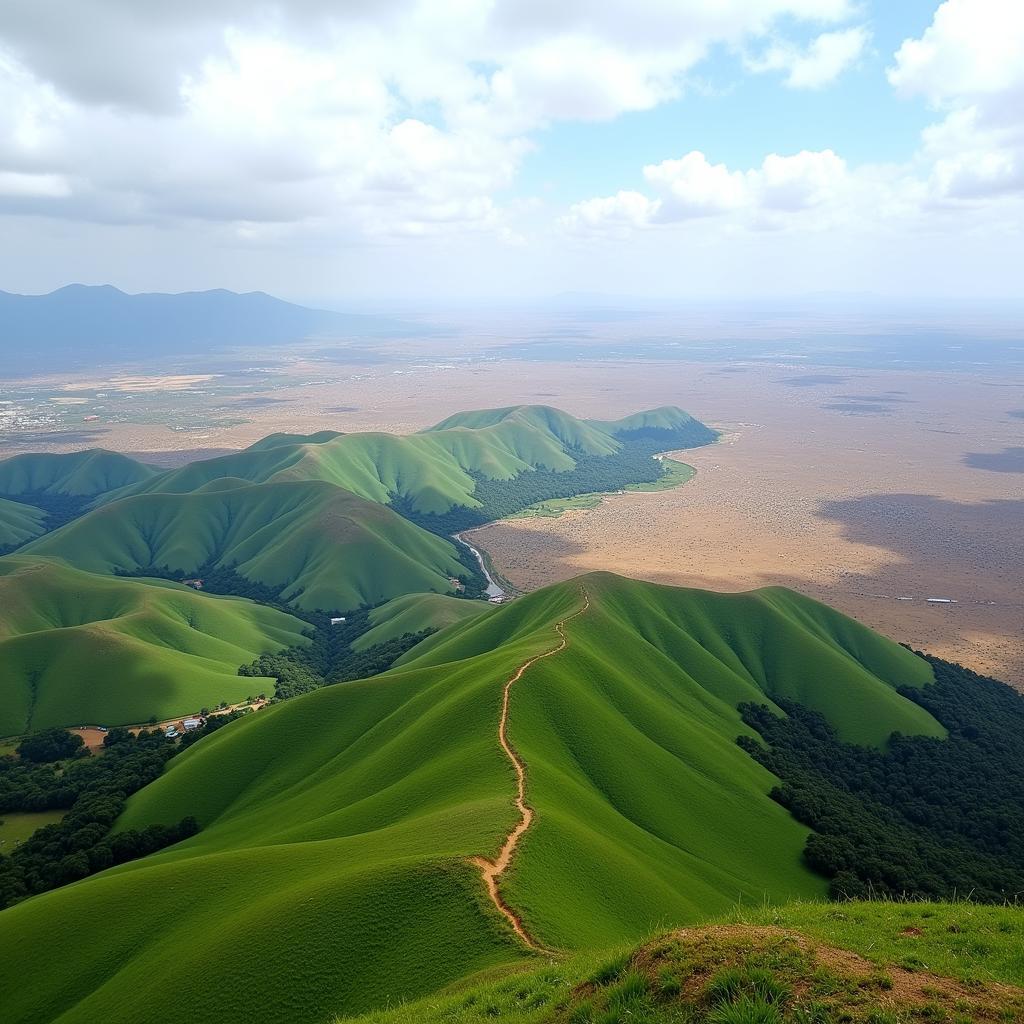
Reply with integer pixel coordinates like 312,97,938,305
626,456,695,491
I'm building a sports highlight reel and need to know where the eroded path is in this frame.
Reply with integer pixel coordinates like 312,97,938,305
471,588,590,952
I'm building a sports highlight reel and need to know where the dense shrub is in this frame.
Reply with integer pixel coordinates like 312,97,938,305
16,727,87,764
739,655,1024,901
0,728,197,909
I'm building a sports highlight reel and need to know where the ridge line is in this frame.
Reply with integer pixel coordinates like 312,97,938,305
470,586,590,952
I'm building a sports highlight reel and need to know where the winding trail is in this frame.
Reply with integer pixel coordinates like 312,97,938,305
471,587,590,952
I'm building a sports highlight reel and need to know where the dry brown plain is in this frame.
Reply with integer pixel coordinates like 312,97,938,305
3,354,1022,686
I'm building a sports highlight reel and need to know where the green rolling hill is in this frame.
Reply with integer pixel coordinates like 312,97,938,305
588,405,714,438
0,496,46,552
352,592,492,651
0,449,157,498
96,404,717,517
0,556,308,734
22,480,470,612
0,573,945,1024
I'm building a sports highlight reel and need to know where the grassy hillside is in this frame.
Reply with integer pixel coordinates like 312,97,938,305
23,480,469,611
589,405,713,438
0,573,946,1024
0,449,157,497
353,592,492,652
98,404,716,517
342,901,1024,1023
0,556,308,733
0,496,45,551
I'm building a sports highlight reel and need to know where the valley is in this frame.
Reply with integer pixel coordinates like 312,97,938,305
0,389,1021,1024
3,339,1018,687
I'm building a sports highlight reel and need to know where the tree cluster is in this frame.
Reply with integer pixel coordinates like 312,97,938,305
738,655,1024,902
240,604,436,701
0,728,197,909
16,727,88,764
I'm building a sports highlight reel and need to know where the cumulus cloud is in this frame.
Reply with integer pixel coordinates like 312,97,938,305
889,0,1024,203
564,2,1024,238
746,26,869,89
0,0,863,244
562,148,850,233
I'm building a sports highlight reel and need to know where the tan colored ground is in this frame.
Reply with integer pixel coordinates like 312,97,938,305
4,356,1022,685
68,727,109,752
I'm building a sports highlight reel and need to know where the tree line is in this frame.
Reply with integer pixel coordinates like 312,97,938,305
738,655,1024,902
393,427,717,535
0,726,213,909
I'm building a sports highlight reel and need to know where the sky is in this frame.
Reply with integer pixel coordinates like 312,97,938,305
0,0,1022,305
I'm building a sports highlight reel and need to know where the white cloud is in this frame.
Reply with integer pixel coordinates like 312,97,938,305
566,2,1024,238
558,190,659,236
562,148,850,233
747,25,869,89
888,0,1024,102
889,0,1024,203
0,0,864,246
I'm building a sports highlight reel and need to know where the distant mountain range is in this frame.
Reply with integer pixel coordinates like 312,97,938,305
0,284,408,368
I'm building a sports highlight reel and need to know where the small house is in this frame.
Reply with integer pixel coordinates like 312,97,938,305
182,717,203,732
330,616,347,625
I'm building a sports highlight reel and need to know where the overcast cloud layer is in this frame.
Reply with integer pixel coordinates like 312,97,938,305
0,0,1022,302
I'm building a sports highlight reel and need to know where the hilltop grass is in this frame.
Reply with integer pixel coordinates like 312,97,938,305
734,899,1024,987
0,556,309,732
339,902,1024,1024
0,574,951,1024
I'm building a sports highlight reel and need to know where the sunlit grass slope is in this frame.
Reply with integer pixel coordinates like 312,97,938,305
343,901,1024,1024
405,573,941,950
0,556,307,733
0,495,45,549
99,405,705,514
0,449,157,497
0,574,945,1024
24,479,467,610
588,405,711,435
352,592,492,651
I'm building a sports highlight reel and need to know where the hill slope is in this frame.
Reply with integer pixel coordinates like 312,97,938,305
0,573,943,1024
0,449,157,498
339,902,1024,1024
352,592,492,651
0,496,45,551
0,557,308,733
99,404,717,518
22,480,469,611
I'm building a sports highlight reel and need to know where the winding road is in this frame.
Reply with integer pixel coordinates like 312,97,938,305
470,587,590,952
